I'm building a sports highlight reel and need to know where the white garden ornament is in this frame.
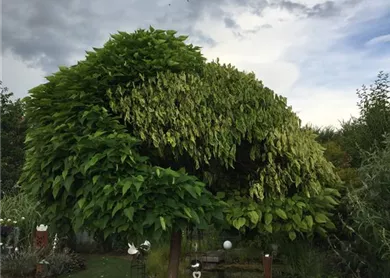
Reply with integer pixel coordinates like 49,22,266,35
192,271,201,278
127,243,139,255
36,224,48,232
223,240,232,250
140,240,151,252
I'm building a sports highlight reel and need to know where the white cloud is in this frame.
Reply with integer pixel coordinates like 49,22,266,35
3,0,390,129
196,2,365,127
289,86,359,128
366,34,390,46
1,51,46,99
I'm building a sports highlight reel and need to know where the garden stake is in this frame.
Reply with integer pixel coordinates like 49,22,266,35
35,224,49,249
35,263,44,277
263,254,272,278
35,225,49,277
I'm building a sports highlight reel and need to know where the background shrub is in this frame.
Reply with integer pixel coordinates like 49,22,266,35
0,192,43,247
0,247,40,278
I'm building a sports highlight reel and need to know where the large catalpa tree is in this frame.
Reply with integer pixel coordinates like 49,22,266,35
21,27,341,277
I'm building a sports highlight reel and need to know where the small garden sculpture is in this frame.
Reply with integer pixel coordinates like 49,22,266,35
127,240,150,277
223,240,232,250
190,259,202,278
127,240,151,260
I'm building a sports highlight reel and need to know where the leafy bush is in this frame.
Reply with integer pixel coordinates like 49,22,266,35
0,192,42,246
340,71,390,167
329,135,390,277
280,240,340,278
0,247,40,277
0,82,26,196
45,249,86,276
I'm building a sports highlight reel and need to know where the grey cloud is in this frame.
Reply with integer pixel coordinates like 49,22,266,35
2,0,225,72
276,0,342,18
261,24,273,29
4,0,240,73
308,1,339,17
278,0,307,12
2,0,105,72
2,0,350,74
224,17,239,29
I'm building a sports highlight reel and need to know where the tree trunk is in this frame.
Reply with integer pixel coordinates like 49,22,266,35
167,230,182,278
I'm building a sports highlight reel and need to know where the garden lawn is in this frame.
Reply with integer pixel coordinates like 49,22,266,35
60,255,136,278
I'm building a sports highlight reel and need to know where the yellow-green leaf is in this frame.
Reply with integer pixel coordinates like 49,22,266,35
264,213,273,225
289,231,297,241
233,217,246,230
315,213,327,224
160,216,166,231
77,198,86,209
264,224,273,233
275,208,288,220
247,211,259,224
305,215,313,228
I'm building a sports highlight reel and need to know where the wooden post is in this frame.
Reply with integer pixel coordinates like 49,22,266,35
35,225,49,278
167,230,182,278
263,254,272,278
35,263,45,277
35,231,48,249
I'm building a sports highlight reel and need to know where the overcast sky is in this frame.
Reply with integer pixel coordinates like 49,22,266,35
2,0,390,128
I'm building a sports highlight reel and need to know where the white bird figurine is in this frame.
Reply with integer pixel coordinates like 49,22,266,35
127,243,139,255
140,240,151,252
191,261,200,268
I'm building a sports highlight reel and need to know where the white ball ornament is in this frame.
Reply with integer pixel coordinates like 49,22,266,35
223,240,232,250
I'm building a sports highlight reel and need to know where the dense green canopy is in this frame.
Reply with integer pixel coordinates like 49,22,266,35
1,83,26,195
21,27,341,242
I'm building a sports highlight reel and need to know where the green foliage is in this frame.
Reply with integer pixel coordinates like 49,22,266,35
45,250,86,276
0,247,40,277
280,240,341,278
311,128,361,188
224,188,339,238
340,71,390,167
340,135,390,276
21,28,223,243
22,103,222,242
1,82,27,195
306,125,339,144
146,244,188,278
21,27,340,244
0,192,43,246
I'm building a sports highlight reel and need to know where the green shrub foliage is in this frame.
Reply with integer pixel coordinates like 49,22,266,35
1,83,27,195
21,27,340,242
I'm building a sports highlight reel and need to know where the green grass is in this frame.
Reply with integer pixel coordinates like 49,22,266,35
59,255,138,278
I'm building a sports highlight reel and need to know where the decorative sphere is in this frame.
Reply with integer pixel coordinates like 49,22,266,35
223,240,232,250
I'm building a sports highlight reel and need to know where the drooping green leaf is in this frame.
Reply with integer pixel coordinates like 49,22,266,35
314,213,328,224
289,231,297,241
112,203,122,217
124,207,135,221
77,198,86,209
265,213,273,226
275,208,288,220
305,215,314,228
160,216,166,231
247,211,259,224
233,217,246,230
